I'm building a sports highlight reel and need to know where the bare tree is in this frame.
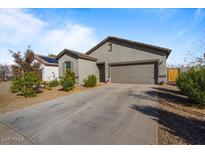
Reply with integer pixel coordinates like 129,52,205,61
0,64,11,80
183,31,205,67
167,63,183,68
183,51,205,67
193,30,205,51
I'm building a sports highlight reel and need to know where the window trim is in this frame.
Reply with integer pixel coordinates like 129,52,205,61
63,61,73,73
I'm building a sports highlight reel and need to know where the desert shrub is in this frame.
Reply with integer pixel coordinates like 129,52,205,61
10,77,22,93
83,74,97,87
41,79,59,90
60,70,75,91
176,66,205,106
42,81,52,90
10,72,40,97
49,79,59,87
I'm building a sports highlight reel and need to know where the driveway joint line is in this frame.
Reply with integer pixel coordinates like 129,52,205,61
0,120,39,145
76,115,152,145
1,84,158,145
31,101,98,138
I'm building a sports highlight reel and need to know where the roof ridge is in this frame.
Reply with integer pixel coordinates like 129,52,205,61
107,36,171,52
56,48,97,61
64,48,87,56
86,36,172,56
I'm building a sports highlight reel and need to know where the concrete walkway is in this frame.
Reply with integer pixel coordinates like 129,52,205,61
0,84,158,145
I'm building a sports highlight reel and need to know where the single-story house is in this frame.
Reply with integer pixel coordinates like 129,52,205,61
34,54,59,81
56,36,172,84
56,49,98,84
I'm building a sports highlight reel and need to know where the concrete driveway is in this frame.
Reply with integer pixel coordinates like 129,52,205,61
0,84,159,145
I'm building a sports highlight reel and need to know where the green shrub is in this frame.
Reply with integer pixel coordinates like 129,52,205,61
83,74,97,87
176,66,205,106
10,77,22,93
49,79,59,87
41,79,59,90
42,81,52,90
60,70,75,91
10,72,40,97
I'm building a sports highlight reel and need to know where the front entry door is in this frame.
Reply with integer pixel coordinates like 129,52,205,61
97,63,105,82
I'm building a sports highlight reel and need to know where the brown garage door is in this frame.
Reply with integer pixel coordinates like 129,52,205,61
110,63,157,84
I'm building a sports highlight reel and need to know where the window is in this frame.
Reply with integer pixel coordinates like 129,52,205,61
108,43,112,52
63,61,73,73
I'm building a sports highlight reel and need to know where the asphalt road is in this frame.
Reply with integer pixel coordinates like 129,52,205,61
0,84,159,145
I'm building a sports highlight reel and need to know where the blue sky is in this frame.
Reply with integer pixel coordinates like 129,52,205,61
0,8,205,65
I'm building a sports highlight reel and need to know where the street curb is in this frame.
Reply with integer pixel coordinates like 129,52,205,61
0,121,38,145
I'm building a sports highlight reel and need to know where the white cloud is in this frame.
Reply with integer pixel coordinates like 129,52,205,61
0,9,97,64
40,23,97,53
194,8,205,23
0,9,45,45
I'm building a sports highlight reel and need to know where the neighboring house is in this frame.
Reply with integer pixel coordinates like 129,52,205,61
34,54,59,81
57,36,172,84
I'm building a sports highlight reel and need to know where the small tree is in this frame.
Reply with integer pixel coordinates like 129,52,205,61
10,46,41,97
10,72,40,97
9,45,41,78
60,70,75,91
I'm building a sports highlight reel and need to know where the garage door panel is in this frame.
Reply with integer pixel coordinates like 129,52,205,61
110,63,157,84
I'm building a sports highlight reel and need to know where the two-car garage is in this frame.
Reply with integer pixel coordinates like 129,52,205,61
86,36,171,85
110,62,158,84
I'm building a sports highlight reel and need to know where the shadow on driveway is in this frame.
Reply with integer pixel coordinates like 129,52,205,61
150,87,192,107
129,104,205,144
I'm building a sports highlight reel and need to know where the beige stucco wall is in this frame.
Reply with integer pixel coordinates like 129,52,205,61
88,41,168,83
58,53,79,83
78,59,99,84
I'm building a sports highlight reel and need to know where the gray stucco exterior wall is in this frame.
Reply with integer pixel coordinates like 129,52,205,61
58,53,98,84
88,41,168,83
58,53,79,83
78,59,99,84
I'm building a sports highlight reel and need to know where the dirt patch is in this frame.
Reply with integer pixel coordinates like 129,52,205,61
0,81,103,114
155,84,205,144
